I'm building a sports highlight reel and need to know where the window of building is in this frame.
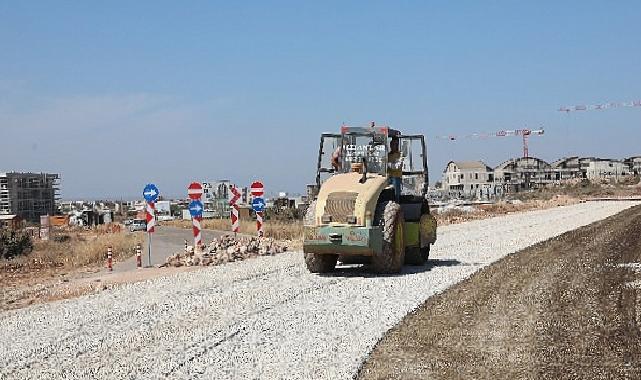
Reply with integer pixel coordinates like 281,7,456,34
475,173,478,180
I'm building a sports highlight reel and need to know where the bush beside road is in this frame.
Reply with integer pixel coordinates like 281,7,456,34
0,230,142,311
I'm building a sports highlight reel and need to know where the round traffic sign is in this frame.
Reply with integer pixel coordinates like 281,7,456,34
188,200,204,217
250,181,264,196
251,197,266,212
143,183,159,203
188,182,203,200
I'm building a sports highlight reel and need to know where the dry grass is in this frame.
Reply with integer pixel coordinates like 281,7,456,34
435,195,580,226
1,230,143,276
0,228,143,310
514,180,641,201
165,219,304,241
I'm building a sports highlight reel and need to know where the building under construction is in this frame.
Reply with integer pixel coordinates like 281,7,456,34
0,172,60,222
441,156,640,198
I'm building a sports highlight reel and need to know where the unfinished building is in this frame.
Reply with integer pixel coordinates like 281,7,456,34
579,157,631,182
550,156,582,181
0,172,60,222
625,156,641,176
439,153,641,199
441,161,495,197
493,157,555,193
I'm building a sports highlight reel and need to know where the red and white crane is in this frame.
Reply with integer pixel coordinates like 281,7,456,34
435,128,544,158
558,99,641,113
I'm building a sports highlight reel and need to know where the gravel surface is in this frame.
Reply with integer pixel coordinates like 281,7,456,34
359,204,641,379
0,201,637,380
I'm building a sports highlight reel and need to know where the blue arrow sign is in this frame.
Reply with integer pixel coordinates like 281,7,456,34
251,197,266,212
143,183,159,203
189,200,204,217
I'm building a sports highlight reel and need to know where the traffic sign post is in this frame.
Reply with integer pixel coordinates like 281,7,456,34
146,200,156,266
143,184,159,203
251,197,265,212
229,185,241,235
188,182,203,200
256,211,264,237
189,200,204,250
143,184,159,267
251,180,265,237
250,181,264,197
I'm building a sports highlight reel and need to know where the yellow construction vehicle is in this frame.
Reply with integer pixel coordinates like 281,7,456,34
303,124,437,273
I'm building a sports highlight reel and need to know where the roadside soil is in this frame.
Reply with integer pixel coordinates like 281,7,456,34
358,205,641,379
0,260,199,312
436,194,580,226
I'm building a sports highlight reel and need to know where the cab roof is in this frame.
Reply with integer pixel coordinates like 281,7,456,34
340,125,401,137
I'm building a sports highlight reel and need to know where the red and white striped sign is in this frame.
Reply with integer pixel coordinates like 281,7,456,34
256,211,264,237
230,205,239,233
229,185,241,206
192,216,202,247
250,181,264,197
188,182,203,200
146,202,156,233
229,185,241,233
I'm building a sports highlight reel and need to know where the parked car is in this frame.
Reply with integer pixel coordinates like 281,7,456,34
129,219,147,232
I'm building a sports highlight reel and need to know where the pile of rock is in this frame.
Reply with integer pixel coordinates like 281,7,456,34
162,235,290,267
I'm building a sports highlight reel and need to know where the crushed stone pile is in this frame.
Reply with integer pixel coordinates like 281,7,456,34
162,235,290,267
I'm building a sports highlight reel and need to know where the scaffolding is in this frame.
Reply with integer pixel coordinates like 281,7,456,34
0,172,60,222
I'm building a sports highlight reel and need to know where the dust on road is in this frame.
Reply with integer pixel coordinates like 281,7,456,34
359,205,641,379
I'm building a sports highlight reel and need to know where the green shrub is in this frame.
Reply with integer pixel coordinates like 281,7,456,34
0,230,33,260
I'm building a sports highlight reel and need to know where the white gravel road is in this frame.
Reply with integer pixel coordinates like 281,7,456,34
1,201,638,380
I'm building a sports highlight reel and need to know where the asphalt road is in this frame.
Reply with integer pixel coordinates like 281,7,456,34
115,226,228,272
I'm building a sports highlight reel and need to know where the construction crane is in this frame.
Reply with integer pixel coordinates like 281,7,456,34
435,128,544,158
558,99,641,113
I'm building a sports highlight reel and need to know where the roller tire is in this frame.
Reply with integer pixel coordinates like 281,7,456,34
371,201,405,273
304,252,338,273
304,200,338,272
420,245,431,262
405,247,426,266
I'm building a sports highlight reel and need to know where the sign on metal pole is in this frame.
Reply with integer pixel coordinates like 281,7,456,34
251,180,265,237
146,201,156,233
251,197,265,213
229,185,241,234
256,211,264,237
189,199,204,249
143,183,159,203
250,181,264,197
188,182,203,200
143,183,159,267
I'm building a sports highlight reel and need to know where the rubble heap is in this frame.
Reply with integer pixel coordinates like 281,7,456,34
162,235,290,267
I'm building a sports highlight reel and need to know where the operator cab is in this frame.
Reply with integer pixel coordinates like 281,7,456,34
315,123,430,214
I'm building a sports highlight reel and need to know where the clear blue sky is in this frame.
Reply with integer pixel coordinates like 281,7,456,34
2,1,640,199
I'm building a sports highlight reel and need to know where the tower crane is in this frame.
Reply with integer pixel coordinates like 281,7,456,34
436,128,544,158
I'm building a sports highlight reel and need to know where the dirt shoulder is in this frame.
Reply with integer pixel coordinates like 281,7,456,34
358,205,641,379
0,260,200,312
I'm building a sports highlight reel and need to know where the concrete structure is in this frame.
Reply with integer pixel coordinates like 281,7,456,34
0,172,60,222
579,158,630,182
441,161,495,197
494,157,554,193
0,214,24,230
438,154,641,199
624,156,641,176
550,156,582,181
